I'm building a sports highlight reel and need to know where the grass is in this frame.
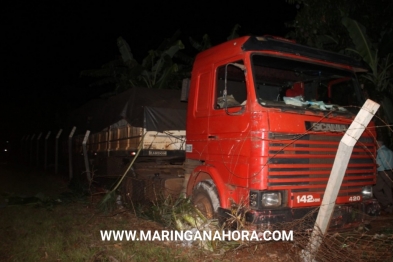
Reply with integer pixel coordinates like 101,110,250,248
2,163,392,261
0,164,274,262
0,165,191,262
0,192,194,261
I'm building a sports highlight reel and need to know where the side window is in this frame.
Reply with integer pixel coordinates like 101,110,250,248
215,61,247,109
195,71,211,117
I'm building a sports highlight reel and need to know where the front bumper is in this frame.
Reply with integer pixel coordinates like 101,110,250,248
218,199,380,230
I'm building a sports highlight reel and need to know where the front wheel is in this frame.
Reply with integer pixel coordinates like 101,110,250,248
191,180,220,219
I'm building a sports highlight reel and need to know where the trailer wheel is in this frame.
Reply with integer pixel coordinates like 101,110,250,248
121,176,134,208
192,180,220,219
121,176,144,207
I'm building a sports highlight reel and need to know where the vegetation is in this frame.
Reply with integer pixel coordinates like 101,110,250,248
286,0,393,94
0,165,297,261
80,25,242,95
342,16,393,95
287,0,393,143
0,200,190,261
286,0,392,53
80,31,188,94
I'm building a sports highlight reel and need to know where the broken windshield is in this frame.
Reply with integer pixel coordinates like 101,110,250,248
251,54,363,114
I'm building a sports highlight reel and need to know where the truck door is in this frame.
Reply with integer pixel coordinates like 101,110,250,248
207,61,250,187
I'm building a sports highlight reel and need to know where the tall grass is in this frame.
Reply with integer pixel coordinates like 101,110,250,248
0,201,190,261
0,165,189,262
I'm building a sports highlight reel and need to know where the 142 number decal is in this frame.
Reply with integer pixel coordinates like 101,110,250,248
296,195,321,203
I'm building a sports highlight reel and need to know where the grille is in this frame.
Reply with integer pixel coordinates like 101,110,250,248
267,133,375,196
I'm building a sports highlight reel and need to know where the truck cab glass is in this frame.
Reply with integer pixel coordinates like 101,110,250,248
251,54,363,115
215,61,247,115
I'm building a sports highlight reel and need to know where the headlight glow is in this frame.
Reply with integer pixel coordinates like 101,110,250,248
361,185,373,199
261,192,282,207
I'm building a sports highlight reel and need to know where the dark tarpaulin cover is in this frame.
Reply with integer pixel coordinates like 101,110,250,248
69,87,187,134
144,107,186,132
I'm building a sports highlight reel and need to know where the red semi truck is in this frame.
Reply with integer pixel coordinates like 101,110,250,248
184,35,379,227
74,35,379,228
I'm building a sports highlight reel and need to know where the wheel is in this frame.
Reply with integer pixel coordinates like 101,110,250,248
192,180,220,219
121,176,144,207
121,176,134,208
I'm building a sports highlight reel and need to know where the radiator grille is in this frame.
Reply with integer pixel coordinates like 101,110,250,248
267,133,375,196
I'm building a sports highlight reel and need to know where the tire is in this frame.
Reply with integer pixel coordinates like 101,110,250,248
192,180,220,219
121,176,144,208
121,176,134,208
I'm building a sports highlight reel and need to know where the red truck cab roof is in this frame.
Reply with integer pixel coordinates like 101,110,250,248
194,36,368,73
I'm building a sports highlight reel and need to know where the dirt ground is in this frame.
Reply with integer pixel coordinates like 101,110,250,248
1,163,392,261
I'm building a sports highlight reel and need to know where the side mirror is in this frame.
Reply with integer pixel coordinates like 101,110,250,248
180,78,190,102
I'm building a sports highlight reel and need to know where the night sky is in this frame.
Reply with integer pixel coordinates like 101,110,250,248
2,1,297,140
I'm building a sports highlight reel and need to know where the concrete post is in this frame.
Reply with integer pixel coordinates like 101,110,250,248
302,99,380,261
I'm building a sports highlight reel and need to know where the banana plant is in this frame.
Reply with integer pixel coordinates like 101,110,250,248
342,16,393,93
189,24,242,53
117,35,186,89
139,39,185,89
80,58,140,95
226,24,241,40
189,34,211,52
342,16,393,144
81,33,186,93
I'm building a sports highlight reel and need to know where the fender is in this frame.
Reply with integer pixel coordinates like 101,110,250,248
186,164,232,208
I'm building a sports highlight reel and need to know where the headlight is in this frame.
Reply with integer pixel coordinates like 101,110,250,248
361,186,373,199
261,192,282,207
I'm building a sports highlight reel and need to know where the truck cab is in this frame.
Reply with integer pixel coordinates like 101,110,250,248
185,36,378,227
